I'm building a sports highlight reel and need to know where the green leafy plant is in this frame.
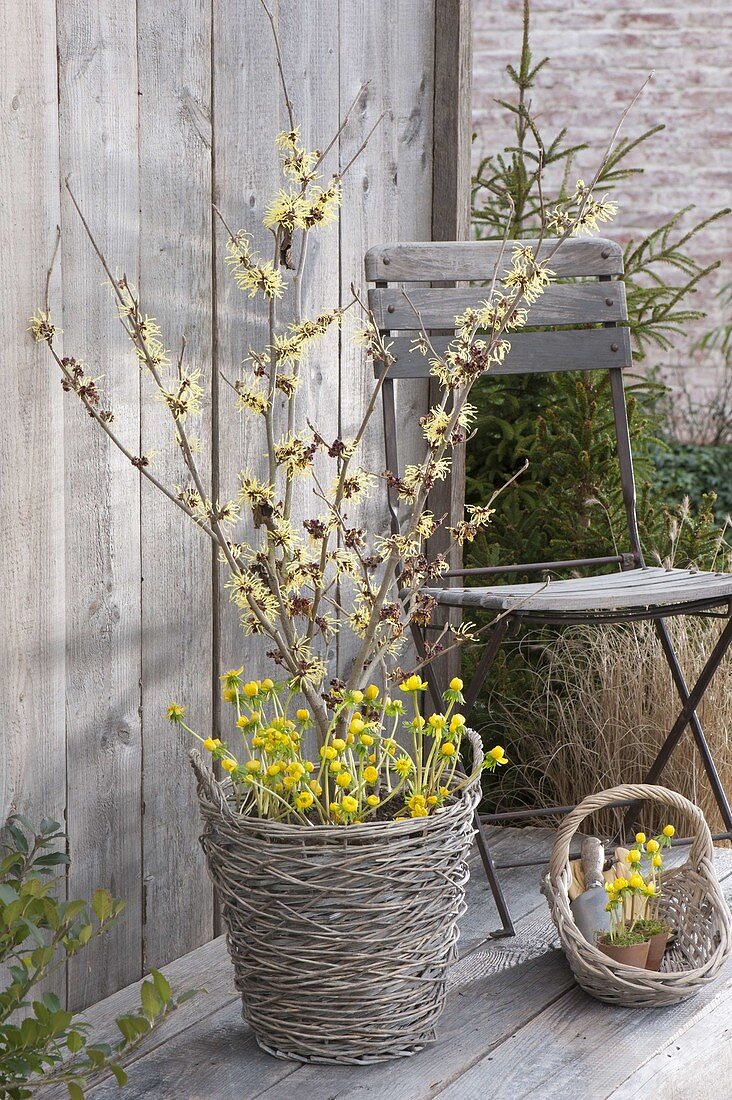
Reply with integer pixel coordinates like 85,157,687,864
0,816,192,1098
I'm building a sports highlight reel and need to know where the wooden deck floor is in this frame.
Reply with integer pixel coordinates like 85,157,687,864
39,826,732,1099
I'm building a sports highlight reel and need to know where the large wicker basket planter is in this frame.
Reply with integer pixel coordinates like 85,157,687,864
542,784,732,1008
190,730,482,1064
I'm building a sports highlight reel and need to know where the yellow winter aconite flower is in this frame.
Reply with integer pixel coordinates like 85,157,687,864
449,677,463,692
450,714,466,734
629,872,644,890
646,838,660,854
652,854,663,868
203,737,218,752
366,795,380,808
295,790,314,810
243,681,259,698
395,756,413,777
336,771,353,788
364,684,379,701
399,674,429,693
663,825,675,838
441,743,456,757
635,833,646,844
627,850,641,865
221,758,237,774
166,703,185,723
488,745,508,765
341,796,358,814
363,766,379,785
244,759,261,773
296,708,310,722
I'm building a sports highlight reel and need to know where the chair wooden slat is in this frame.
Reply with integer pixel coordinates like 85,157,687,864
423,568,732,613
365,238,624,282
374,327,632,378
368,281,627,330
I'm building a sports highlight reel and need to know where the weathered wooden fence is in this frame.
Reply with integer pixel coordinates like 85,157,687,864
1,0,471,1008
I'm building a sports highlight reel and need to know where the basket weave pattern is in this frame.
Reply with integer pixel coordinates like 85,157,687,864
191,729,482,1063
542,784,732,1007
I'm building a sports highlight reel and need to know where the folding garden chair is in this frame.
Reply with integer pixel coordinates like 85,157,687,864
365,237,732,937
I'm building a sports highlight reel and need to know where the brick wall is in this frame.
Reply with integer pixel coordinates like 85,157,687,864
472,0,731,429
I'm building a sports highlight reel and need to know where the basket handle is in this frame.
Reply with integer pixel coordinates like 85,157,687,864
463,727,486,793
190,749,235,821
548,783,714,886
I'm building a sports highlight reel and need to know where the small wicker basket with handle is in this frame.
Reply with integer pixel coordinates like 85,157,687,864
542,784,732,1007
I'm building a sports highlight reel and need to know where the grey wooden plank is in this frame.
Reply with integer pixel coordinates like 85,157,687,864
369,280,628,329
378,327,633,378
0,0,65,827
431,0,472,243
137,0,215,971
278,0,341,708
212,0,282,687
611,980,732,1099
425,0,471,688
336,0,399,679
0,0,66,1005
393,0,435,485
56,0,144,1009
388,0,436,674
365,237,624,281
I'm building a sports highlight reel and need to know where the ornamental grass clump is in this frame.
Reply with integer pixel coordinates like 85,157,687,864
170,673,506,824
30,1,636,830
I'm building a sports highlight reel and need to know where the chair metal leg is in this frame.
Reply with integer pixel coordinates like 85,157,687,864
653,617,732,831
474,811,516,937
623,615,732,838
464,617,511,716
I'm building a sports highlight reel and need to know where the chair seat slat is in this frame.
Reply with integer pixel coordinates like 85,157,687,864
422,567,732,613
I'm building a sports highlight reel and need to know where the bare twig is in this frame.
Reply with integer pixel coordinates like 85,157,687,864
338,110,389,180
259,0,296,132
44,225,61,314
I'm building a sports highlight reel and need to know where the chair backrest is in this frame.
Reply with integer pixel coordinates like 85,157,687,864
364,237,644,578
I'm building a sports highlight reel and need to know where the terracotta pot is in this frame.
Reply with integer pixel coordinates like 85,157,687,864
644,931,670,971
597,938,651,968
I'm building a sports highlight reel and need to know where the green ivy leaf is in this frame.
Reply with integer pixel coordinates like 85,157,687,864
140,979,162,1021
151,968,171,1006
91,889,113,922
67,1030,84,1054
